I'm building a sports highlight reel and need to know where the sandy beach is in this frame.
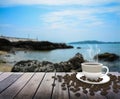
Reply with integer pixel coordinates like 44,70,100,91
0,63,12,72
0,51,8,55
0,51,12,72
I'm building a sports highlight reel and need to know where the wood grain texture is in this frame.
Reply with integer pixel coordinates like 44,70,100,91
0,73,33,99
0,72,3,75
0,72,119,99
0,72,13,82
52,73,69,99
106,72,120,99
15,73,45,99
66,73,87,99
0,73,23,94
88,91,106,99
34,72,55,99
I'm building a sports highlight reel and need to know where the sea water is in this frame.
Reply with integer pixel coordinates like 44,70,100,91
3,44,120,72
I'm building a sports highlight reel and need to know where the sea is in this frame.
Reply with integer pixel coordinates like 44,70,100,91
2,44,120,72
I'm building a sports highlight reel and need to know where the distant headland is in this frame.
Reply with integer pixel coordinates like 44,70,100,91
0,36,73,51
69,40,120,44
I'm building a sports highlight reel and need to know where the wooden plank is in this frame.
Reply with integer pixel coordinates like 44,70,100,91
0,73,34,99
14,73,45,99
86,72,118,99
34,72,55,99
88,90,106,99
69,85,88,99
52,73,69,99
87,81,107,99
0,73,23,94
65,73,87,99
0,72,119,99
105,72,120,99
0,72,13,82
0,72,3,75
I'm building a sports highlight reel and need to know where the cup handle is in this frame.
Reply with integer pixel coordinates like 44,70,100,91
101,66,109,76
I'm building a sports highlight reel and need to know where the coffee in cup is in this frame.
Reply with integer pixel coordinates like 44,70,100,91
81,62,109,80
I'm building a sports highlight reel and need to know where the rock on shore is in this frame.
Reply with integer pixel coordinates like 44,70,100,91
11,53,85,72
94,52,120,62
0,38,73,51
0,38,12,51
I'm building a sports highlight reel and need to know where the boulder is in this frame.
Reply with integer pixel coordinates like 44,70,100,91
11,53,85,72
67,53,84,71
0,38,12,51
94,52,120,62
0,38,11,46
12,60,55,72
77,47,81,49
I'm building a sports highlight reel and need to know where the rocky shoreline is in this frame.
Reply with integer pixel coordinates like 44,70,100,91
11,53,85,72
94,52,120,62
0,38,119,72
11,52,120,72
0,38,73,51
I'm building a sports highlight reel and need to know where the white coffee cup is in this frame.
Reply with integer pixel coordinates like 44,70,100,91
81,62,109,80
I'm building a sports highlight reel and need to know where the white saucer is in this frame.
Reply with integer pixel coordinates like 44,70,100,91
76,72,110,84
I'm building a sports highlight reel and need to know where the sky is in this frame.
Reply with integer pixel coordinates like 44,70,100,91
0,0,120,43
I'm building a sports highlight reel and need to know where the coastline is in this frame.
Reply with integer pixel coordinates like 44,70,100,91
0,38,73,51
0,51,120,72
0,38,73,72
0,40,120,72
0,51,13,72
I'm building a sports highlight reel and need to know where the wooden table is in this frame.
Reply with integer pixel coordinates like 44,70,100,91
0,72,119,99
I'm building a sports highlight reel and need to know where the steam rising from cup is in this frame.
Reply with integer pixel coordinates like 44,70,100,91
87,45,100,62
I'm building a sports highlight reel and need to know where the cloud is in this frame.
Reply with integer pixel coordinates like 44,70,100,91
41,4,120,30
0,0,120,7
